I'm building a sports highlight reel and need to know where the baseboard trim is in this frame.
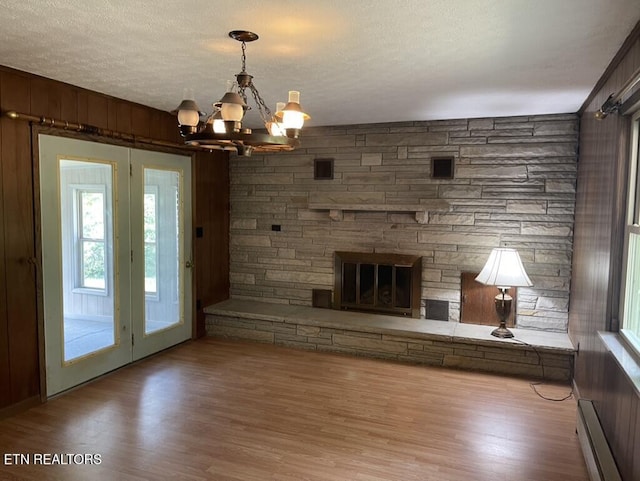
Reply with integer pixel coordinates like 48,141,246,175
0,395,42,420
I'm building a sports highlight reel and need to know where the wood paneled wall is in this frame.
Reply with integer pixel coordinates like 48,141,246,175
194,150,230,338
0,66,230,413
1,69,39,411
570,22,640,481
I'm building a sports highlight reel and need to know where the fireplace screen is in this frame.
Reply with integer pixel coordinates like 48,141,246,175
334,252,421,317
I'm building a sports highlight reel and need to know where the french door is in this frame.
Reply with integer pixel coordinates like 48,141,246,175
39,135,192,396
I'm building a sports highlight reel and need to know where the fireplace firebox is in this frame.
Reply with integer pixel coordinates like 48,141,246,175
334,251,422,318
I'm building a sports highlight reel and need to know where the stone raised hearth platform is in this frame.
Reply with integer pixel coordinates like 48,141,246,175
204,299,575,381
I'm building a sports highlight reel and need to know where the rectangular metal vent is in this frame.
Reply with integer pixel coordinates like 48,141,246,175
314,158,334,180
431,156,454,179
425,299,449,321
312,289,332,308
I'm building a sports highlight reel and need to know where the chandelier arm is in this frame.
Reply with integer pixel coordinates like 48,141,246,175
248,83,273,126
238,85,249,106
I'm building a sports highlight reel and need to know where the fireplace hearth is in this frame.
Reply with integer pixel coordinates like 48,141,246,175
334,252,422,318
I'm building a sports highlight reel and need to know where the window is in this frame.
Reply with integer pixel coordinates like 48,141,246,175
621,110,640,355
75,187,107,292
144,188,158,296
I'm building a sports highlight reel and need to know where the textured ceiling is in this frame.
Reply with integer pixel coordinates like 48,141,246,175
1,0,639,128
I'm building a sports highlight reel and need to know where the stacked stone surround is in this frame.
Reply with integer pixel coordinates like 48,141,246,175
230,114,578,332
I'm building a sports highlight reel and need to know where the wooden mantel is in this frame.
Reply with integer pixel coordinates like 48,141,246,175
307,192,451,223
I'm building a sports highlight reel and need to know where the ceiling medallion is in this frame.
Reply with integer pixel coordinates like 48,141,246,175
174,30,309,156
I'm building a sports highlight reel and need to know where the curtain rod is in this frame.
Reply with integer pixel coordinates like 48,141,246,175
2,110,199,151
595,65,640,119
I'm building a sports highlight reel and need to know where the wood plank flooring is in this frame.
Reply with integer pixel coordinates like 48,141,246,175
0,338,588,481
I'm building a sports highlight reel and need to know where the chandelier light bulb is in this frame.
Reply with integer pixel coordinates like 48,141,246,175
268,102,287,136
212,110,226,134
282,110,304,130
282,91,306,130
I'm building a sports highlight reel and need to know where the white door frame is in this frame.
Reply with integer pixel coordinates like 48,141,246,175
39,134,192,396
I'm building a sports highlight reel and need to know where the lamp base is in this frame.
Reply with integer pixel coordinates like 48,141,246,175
491,290,514,338
491,325,514,338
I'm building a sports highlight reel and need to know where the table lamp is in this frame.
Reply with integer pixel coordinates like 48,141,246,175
475,248,533,338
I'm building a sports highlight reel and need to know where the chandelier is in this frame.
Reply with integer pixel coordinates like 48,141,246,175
175,30,309,156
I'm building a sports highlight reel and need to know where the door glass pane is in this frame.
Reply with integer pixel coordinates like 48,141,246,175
360,264,375,305
342,263,356,303
396,267,412,308
377,265,393,308
59,160,115,361
144,168,182,334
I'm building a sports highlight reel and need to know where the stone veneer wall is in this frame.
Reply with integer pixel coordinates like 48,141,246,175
230,114,578,331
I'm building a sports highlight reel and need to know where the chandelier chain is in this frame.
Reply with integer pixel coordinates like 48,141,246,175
249,84,273,125
241,41,247,72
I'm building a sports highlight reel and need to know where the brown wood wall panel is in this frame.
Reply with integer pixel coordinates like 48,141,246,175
0,70,39,402
633,402,640,480
87,93,109,130
153,109,180,145
76,90,89,125
59,84,78,123
131,105,151,138
194,151,230,337
0,64,230,412
107,98,118,132
460,272,515,327
30,77,59,118
0,70,10,409
569,24,640,481
598,353,636,481
115,101,132,135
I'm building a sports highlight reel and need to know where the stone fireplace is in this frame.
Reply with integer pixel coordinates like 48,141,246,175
228,114,578,332
334,251,422,318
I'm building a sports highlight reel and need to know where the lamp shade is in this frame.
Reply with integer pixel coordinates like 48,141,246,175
282,91,309,130
475,248,533,288
176,99,201,127
217,91,246,122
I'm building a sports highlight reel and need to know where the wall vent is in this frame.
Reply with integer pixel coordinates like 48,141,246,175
312,289,332,308
425,299,449,321
314,158,334,180
431,156,454,179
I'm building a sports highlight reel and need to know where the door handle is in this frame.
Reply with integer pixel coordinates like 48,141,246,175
185,260,194,269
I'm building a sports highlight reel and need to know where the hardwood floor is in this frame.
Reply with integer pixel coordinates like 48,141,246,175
0,338,588,481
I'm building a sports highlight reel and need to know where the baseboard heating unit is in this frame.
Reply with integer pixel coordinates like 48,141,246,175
576,399,622,481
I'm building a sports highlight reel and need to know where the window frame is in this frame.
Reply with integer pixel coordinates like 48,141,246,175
620,109,640,357
144,185,159,300
72,185,109,296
